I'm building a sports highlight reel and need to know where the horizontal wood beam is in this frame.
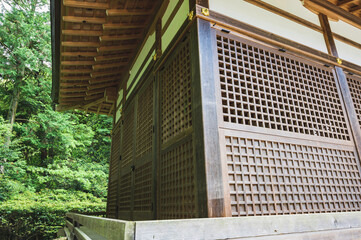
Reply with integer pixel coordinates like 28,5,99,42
60,87,88,92
91,69,124,78
62,30,103,36
61,52,98,57
337,0,357,7
61,61,95,65
99,34,142,41
92,62,128,70
62,42,100,48
61,82,89,87
350,5,361,13
63,0,108,9
97,44,137,52
94,54,131,62
89,77,119,84
245,0,361,51
195,5,361,75
102,23,144,30
85,93,104,101
61,69,92,74
304,0,361,30
59,97,84,104
60,92,87,98
86,88,105,96
61,76,92,81
63,16,106,24
88,82,118,90
106,9,153,16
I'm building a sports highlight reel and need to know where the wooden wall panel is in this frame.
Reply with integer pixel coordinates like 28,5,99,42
347,74,361,129
216,33,350,141
213,30,361,217
224,133,361,216
158,35,199,219
106,122,121,218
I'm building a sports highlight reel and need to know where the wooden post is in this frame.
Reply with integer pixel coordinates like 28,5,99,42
190,18,227,217
319,13,361,161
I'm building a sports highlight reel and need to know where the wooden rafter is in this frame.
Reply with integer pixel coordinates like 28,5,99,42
62,30,103,36
106,9,153,16
63,16,106,24
63,0,108,9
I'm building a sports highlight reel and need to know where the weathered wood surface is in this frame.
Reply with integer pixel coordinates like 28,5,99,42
64,211,361,240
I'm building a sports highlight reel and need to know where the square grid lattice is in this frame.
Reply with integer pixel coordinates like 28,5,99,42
160,39,192,144
136,82,154,158
347,74,361,129
134,162,152,212
121,105,135,168
107,123,121,217
216,34,349,141
159,138,197,219
225,136,361,216
118,172,132,212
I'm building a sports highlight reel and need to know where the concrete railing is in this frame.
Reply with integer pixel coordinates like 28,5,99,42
63,211,361,240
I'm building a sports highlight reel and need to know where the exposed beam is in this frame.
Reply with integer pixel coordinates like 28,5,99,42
92,62,128,70
97,44,137,52
102,23,144,30
89,77,119,84
245,0,361,51
304,0,361,30
63,16,106,24
61,69,92,74
61,52,97,57
62,42,100,48
337,0,357,7
61,82,89,87
99,34,142,41
60,92,87,98
63,0,108,9
61,76,92,81
106,9,153,16
60,87,88,92
88,82,118,90
85,93,104,101
94,54,132,62
350,4,361,13
58,97,84,104
61,61,95,65
91,69,123,78
62,30,103,36
87,89,106,96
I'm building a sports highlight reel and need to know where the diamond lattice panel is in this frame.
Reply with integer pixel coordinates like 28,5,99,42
160,39,192,144
136,82,153,158
216,34,349,141
225,135,361,216
347,74,361,129
159,138,197,219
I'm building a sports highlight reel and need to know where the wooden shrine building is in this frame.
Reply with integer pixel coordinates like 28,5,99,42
51,0,361,225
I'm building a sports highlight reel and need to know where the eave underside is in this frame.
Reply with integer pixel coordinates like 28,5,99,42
53,0,160,115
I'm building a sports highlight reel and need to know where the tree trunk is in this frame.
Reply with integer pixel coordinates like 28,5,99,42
4,83,20,147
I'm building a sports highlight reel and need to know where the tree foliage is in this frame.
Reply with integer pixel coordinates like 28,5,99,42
0,1,112,239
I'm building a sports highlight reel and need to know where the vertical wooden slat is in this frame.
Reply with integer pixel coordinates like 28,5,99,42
191,18,227,217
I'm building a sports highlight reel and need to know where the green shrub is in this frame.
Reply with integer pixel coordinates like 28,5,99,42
0,190,106,240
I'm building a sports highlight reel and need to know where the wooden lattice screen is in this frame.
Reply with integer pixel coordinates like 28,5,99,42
158,36,199,219
215,31,361,217
106,121,121,218
347,74,361,129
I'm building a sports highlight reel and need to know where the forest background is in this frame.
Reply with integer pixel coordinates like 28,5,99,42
0,0,112,239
